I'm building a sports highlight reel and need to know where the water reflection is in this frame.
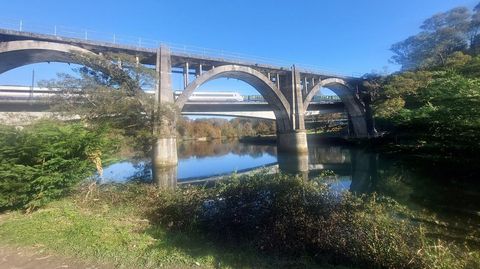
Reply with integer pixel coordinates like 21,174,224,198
153,164,177,188
101,138,480,236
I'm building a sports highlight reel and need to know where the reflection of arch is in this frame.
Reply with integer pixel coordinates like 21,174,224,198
175,65,292,131
303,78,368,137
0,40,95,74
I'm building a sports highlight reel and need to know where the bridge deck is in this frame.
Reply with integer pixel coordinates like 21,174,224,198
0,28,356,80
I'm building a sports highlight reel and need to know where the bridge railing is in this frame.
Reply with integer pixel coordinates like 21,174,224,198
0,18,363,78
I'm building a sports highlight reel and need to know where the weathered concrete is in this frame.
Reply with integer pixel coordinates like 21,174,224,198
276,130,308,153
155,46,174,104
176,64,292,131
0,40,94,74
152,46,178,186
303,77,371,138
152,137,178,166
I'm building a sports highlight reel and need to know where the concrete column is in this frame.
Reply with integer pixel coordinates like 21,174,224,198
183,62,189,89
277,130,308,153
153,45,178,186
155,46,174,104
282,66,305,131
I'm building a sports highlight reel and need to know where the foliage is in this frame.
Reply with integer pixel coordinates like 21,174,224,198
373,65,480,152
177,117,276,140
148,174,479,269
0,184,328,269
391,6,472,70
0,121,115,211
40,53,163,153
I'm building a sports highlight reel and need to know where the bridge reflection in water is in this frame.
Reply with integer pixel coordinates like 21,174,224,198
107,138,378,193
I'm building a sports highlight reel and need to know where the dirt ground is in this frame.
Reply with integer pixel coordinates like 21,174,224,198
0,245,112,269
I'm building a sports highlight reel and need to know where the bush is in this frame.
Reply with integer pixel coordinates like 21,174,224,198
0,121,115,211
149,174,433,268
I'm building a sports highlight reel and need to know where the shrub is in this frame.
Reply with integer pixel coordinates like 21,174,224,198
0,120,115,211
149,174,430,268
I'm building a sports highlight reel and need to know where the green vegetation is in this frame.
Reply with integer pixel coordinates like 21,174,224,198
0,183,341,269
151,174,480,269
1,176,478,268
370,3,480,155
0,121,116,212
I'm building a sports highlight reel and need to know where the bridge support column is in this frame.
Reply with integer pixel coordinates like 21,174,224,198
276,66,308,154
277,130,308,153
153,46,178,187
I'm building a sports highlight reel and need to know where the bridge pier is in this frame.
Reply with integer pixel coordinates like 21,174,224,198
277,130,308,153
276,66,309,155
152,46,178,186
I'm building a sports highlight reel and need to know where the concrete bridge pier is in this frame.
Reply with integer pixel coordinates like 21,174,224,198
274,66,309,176
276,66,308,155
152,45,178,187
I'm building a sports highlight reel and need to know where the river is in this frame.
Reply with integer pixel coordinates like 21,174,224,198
101,137,480,242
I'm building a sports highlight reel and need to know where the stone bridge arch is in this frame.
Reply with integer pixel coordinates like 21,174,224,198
0,40,96,74
0,40,138,92
303,77,369,137
175,64,293,132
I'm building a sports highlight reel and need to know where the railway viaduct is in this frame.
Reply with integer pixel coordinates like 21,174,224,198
0,28,376,175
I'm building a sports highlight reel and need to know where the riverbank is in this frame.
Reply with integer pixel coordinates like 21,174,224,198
0,182,340,269
0,186,401,269
1,175,479,269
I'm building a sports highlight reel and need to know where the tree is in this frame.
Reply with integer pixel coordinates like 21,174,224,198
41,53,161,152
391,7,471,70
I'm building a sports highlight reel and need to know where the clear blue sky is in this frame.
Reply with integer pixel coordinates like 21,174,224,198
0,0,477,94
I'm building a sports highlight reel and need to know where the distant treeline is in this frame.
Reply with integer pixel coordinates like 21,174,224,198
176,117,276,140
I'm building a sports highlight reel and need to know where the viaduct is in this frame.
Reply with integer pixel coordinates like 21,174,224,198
0,28,375,177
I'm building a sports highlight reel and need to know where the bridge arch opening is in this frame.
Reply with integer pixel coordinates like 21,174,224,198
175,65,292,132
304,78,368,137
0,40,97,76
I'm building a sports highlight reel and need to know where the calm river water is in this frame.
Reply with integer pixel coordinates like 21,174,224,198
101,138,480,236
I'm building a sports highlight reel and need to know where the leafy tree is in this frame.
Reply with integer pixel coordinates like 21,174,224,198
391,7,471,70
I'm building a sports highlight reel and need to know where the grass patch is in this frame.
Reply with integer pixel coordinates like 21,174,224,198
1,176,479,268
0,183,339,269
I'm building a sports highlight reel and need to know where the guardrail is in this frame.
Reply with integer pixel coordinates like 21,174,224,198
0,18,363,78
